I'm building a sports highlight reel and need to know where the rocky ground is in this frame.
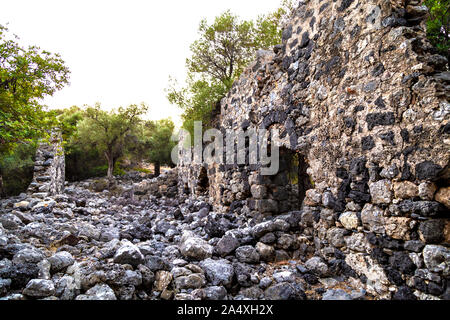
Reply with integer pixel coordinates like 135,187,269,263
0,170,375,300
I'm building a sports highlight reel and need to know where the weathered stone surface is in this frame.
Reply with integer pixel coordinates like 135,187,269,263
385,217,412,241
345,254,390,299
422,245,450,276
304,189,322,206
180,231,213,260
393,182,419,199
419,220,445,244
215,234,240,257
0,0,447,302
199,258,234,287
361,204,385,234
435,187,450,209
345,233,371,252
113,240,145,267
264,282,305,300
76,284,116,300
419,183,438,201
154,271,173,292
369,180,392,204
322,289,352,300
23,279,55,297
235,246,260,264
12,248,45,265
255,242,275,262
174,274,206,290
305,257,328,277
339,212,360,230
48,252,75,273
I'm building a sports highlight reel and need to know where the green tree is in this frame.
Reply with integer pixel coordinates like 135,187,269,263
75,103,149,179
424,0,450,64
144,119,176,177
0,24,70,152
167,2,293,136
0,142,37,197
0,24,69,195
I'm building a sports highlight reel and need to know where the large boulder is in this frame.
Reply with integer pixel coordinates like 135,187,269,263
235,246,260,264
48,251,75,273
76,284,117,300
113,240,145,267
423,245,450,276
179,231,213,260
23,279,55,298
215,234,240,257
199,258,234,287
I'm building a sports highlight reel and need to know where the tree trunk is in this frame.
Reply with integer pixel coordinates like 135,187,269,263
105,151,114,179
154,162,161,177
0,174,4,198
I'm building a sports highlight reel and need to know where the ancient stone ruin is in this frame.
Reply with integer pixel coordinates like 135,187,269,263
177,0,450,299
27,131,65,197
0,0,448,301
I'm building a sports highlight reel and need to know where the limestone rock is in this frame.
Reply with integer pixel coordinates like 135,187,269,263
393,182,419,199
369,180,392,204
180,231,213,260
23,279,55,297
339,212,360,230
113,240,145,267
199,258,234,287
435,187,450,209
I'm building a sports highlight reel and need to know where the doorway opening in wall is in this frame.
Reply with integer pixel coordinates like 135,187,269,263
196,166,210,195
274,148,313,212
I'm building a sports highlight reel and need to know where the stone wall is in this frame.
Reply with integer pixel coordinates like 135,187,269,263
178,0,450,299
27,131,65,197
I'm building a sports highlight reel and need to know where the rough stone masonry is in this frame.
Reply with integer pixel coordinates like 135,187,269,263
178,0,450,299
27,131,65,197
0,0,448,301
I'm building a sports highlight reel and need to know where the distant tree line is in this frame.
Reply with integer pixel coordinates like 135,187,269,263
0,24,175,197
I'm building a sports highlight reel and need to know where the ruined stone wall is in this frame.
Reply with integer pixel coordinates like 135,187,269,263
178,0,449,299
27,131,65,197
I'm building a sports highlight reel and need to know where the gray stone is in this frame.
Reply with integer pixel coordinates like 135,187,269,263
264,282,305,300
0,214,23,230
199,258,234,287
174,274,206,290
322,289,352,300
55,275,78,300
48,251,75,273
361,204,385,234
113,240,145,267
305,257,329,277
76,284,117,300
235,246,260,264
326,228,347,248
423,245,450,276
369,180,392,204
23,279,55,297
215,234,240,257
12,248,45,265
255,242,275,262
180,231,213,260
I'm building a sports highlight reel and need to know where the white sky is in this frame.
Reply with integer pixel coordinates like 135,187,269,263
1,0,281,127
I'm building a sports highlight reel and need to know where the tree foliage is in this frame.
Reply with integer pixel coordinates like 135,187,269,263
0,24,70,153
144,119,176,176
167,1,295,136
75,103,149,179
424,0,450,63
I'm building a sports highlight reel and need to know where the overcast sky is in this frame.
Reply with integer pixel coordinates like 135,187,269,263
1,0,281,126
